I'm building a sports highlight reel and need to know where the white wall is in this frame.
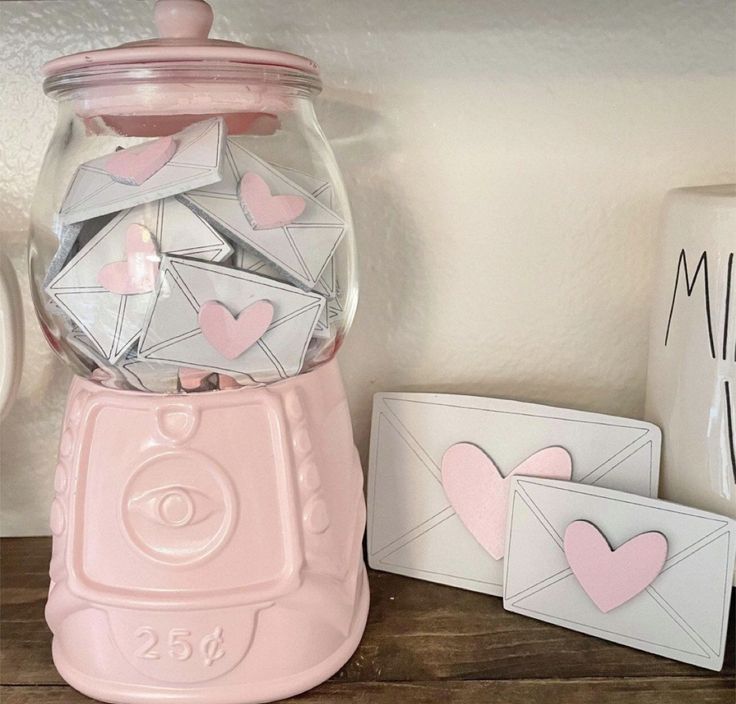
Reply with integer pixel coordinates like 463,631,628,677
1,0,734,535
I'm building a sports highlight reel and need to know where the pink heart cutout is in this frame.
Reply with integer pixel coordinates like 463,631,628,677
106,135,177,185
239,172,306,229
441,444,572,560
564,521,668,613
97,224,159,295
198,300,274,360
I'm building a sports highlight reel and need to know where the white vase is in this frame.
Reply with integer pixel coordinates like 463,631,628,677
645,185,736,552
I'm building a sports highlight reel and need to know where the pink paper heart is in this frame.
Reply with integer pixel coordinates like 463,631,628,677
97,224,159,295
106,135,177,185
239,172,305,229
198,300,274,360
564,521,668,613
441,444,572,560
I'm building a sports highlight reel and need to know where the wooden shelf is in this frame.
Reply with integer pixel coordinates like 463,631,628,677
1,537,733,703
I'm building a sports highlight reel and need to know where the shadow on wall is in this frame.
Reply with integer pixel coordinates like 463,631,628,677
316,90,432,460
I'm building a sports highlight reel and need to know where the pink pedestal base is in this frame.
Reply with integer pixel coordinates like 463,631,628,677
46,359,369,704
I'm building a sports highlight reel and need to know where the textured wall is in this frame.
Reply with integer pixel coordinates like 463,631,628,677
1,0,735,535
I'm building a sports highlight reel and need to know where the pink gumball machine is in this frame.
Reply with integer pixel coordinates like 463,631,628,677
28,1,368,702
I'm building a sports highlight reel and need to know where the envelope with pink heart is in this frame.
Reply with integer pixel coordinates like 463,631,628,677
234,246,344,340
271,162,335,210
367,392,661,597
503,478,736,670
231,160,336,284
59,117,227,224
136,255,325,383
178,139,345,291
46,197,232,361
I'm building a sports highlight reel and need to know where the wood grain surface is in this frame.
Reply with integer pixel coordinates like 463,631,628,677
1,537,734,703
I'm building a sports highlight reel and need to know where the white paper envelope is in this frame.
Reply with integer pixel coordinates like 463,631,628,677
178,139,345,290
137,255,325,383
269,165,338,301
59,117,226,224
367,392,661,596
271,162,334,209
47,197,232,361
233,246,344,340
504,478,735,670
234,246,338,299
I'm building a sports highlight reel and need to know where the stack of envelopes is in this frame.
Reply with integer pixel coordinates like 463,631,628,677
45,117,347,392
367,392,736,671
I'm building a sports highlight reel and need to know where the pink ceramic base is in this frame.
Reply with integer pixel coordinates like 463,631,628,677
46,359,369,704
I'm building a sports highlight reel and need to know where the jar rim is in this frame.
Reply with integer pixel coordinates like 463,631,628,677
42,44,320,83
43,61,322,101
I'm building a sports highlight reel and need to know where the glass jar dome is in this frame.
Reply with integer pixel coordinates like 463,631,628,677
29,0,357,394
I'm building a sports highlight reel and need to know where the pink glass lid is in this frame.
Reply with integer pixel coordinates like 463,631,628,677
42,0,319,79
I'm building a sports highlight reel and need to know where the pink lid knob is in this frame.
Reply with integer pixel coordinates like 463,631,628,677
154,0,214,40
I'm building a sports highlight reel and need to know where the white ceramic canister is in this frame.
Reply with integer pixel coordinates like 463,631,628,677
645,185,736,565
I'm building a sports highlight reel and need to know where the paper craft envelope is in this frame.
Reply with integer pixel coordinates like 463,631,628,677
234,246,344,340
504,478,735,670
271,162,334,209
271,163,339,302
137,255,324,383
178,139,345,291
234,246,338,299
59,117,226,224
47,198,232,361
367,392,661,596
